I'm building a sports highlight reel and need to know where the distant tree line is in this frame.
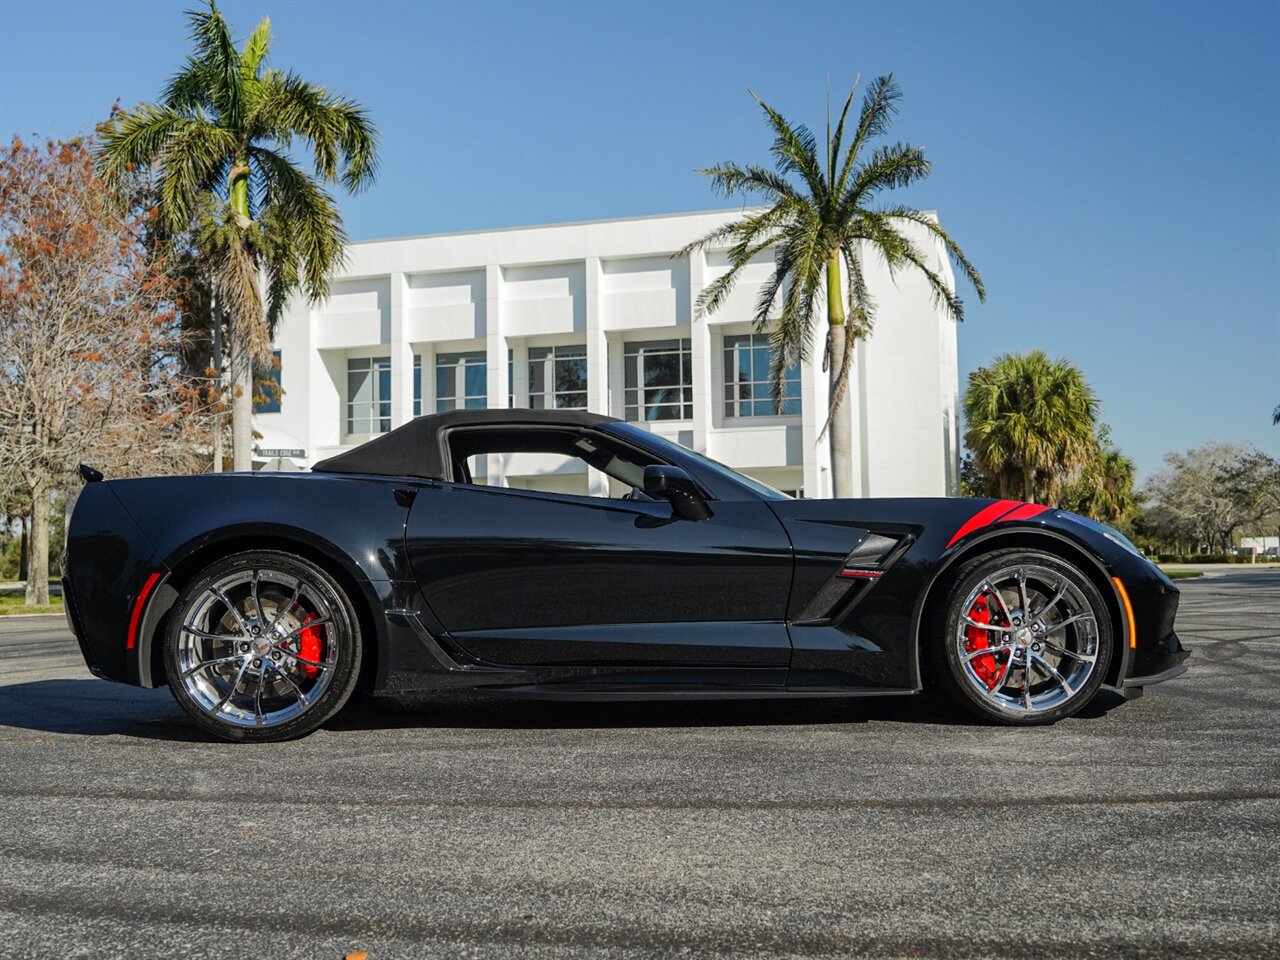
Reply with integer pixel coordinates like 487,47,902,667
961,351,1279,554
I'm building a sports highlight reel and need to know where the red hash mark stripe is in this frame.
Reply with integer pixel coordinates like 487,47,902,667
126,572,162,650
946,499,1049,549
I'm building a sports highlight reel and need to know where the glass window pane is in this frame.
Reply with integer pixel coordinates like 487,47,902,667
752,346,769,381
556,357,587,394
436,366,456,399
464,363,487,398
349,369,370,403
644,354,679,388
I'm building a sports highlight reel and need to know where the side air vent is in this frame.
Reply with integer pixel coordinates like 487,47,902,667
794,531,911,623
839,537,901,576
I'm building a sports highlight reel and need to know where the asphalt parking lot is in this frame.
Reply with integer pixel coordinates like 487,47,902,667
1,571,1277,959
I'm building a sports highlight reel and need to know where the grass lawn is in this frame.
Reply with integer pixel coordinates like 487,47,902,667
0,593,64,616
1162,570,1204,580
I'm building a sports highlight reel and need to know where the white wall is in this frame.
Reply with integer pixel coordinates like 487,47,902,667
255,209,959,499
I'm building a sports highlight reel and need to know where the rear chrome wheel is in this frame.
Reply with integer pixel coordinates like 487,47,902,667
932,549,1113,725
164,551,361,742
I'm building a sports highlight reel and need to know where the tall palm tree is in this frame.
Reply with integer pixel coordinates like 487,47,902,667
963,351,1099,503
683,77,984,498
97,0,377,470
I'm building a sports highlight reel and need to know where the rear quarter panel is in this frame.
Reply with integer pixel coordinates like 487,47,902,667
66,473,425,688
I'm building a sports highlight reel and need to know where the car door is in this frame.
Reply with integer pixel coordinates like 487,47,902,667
403,480,794,669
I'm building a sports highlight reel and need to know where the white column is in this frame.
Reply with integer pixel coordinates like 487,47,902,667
584,256,609,496
484,263,507,486
606,337,625,419
856,337,871,497
388,272,414,428
800,343,826,498
688,251,712,455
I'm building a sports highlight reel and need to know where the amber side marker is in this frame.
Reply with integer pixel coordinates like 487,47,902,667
1112,576,1137,649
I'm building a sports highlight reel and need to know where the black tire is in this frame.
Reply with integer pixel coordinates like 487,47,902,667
924,548,1113,725
163,550,362,743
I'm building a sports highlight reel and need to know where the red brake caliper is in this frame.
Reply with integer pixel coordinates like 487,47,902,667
297,613,322,679
964,595,1002,689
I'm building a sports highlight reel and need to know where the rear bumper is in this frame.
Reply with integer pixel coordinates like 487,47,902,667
61,575,108,681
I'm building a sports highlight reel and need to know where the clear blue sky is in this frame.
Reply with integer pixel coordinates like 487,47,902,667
1,0,1277,477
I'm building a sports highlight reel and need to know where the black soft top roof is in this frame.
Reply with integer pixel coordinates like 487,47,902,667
312,408,616,480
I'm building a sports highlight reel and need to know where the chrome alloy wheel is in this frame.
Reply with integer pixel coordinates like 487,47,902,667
175,567,339,729
954,563,1100,717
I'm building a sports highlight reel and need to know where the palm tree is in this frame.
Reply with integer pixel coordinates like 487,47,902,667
963,351,1099,503
97,0,377,470
683,77,984,498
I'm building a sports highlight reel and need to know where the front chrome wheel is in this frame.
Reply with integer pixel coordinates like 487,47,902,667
933,549,1113,725
165,551,360,742
955,563,1100,716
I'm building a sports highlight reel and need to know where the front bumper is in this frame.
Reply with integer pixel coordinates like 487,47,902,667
1115,556,1190,688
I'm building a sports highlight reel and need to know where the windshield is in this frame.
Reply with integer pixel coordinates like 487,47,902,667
607,422,792,500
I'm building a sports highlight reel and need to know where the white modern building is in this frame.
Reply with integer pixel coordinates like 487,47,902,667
255,208,960,498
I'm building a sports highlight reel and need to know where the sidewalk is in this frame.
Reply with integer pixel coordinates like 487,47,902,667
1158,562,1280,574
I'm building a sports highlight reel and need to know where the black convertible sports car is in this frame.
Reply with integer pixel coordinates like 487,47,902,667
63,408,1188,742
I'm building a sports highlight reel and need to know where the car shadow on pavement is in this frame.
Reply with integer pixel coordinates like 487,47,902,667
0,678,1134,742
0,678,206,741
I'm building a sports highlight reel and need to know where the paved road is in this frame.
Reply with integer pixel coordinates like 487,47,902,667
1,572,1277,959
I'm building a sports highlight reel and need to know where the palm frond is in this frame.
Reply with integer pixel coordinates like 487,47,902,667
163,56,217,113
252,146,346,303
827,81,858,194
833,74,900,199
240,16,271,80
878,206,986,303
844,143,930,206
249,71,379,189
749,91,828,204
185,1,244,126
96,103,189,181
765,222,825,409
157,119,237,230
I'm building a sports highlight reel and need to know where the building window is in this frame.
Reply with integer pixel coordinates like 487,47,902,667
528,344,587,410
436,352,487,412
254,350,282,414
413,355,422,418
624,339,692,421
347,356,391,435
723,334,800,418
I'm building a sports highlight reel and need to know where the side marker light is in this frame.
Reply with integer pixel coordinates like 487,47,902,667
1112,576,1137,649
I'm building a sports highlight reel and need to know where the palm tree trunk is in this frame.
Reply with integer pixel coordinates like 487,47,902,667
1022,465,1036,503
229,158,255,473
212,302,223,473
827,251,854,498
232,340,253,472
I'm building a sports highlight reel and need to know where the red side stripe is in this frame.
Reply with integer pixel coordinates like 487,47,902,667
126,572,162,650
1000,503,1050,523
946,499,1021,548
839,569,883,579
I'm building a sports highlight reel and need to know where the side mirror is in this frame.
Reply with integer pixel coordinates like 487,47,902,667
643,465,711,521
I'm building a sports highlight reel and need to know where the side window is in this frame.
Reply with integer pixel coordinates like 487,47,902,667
448,428,657,500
